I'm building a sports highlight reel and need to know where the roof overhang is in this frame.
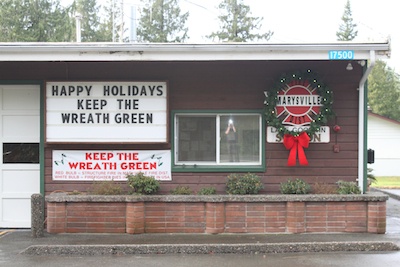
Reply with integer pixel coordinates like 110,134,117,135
368,110,400,125
0,42,391,62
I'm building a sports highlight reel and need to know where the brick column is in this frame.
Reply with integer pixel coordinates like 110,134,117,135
126,202,145,234
205,202,225,234
367,201,387,234
286,202,306,233
46,202,67,233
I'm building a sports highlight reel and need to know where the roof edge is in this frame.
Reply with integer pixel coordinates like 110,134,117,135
368,111,400,125
0,41,391,62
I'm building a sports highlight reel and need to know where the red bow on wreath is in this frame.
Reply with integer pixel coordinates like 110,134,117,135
283,132,310,166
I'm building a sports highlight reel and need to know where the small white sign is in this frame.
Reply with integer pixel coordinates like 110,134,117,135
267,126,330,143
46,81,168,143
52,150,172,181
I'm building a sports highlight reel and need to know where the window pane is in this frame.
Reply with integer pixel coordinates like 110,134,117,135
220,115,260,163
177,116,216,162
3,143,39,163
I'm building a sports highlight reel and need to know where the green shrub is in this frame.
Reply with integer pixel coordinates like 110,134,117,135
197,187,217,195
312,182,338,194
170,186,193,195
226,173,264,195
88,180,124,195
126,172,160,195
336,180,361,194
367,167,377,184
280,178,311,194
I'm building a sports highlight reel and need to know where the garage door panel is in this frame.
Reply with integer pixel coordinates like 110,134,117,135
2,170,40,193
2,199,31,224
2,115,40,139
1,85,40,110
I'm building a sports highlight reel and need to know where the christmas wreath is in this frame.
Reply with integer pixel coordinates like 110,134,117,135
264,69,334,137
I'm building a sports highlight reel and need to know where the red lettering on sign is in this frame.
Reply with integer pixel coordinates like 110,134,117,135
120,162,157,170
116,152,139,160
86,152,114,160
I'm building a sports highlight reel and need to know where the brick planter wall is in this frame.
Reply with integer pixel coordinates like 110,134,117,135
46,193,388,234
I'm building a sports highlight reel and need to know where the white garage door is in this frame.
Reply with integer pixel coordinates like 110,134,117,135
0,84,40,228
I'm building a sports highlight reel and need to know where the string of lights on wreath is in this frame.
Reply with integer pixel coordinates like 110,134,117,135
264,69,334,137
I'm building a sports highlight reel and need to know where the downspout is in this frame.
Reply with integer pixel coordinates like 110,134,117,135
358,50,376,193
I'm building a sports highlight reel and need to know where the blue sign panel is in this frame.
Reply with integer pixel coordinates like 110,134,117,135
328,50,354,60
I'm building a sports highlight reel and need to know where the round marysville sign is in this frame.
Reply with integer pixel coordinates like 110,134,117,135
275,81,322,127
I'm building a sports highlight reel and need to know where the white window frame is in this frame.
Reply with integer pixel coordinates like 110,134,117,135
174,112,263,167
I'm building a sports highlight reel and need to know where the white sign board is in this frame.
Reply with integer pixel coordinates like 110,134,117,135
52,150,171,181
267,126,330,143
46,81,168,143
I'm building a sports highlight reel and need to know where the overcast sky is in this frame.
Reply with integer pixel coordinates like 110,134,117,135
62,0,398,71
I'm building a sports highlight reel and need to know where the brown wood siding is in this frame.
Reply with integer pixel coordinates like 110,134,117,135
0,60,362,195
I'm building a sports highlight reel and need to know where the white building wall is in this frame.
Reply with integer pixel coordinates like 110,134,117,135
368,113,400,176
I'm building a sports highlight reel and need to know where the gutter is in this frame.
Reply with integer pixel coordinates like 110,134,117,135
358,50,376,193
0,42,391,62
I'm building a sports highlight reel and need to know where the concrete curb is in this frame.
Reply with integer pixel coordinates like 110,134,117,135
371,188,400,201
21,241,400,256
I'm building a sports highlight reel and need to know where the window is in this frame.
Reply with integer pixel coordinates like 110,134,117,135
3,143,39,164
174,112,263,169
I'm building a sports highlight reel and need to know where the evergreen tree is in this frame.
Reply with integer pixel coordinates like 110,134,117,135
336,0,358,41
0,0,73,42
368,60,400,121
137,0,189,42
97,0,124,42
207,0,273,42
72,0,103,42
